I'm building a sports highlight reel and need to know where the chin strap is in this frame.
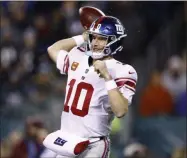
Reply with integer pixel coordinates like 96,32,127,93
91,52,104,59
85,51,104,59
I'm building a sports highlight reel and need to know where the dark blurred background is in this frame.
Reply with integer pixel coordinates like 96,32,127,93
0,1,186,158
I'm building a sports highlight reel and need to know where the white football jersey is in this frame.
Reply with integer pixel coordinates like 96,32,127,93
56,46,138,138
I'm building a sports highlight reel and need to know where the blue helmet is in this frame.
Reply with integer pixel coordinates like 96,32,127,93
86,16,127,59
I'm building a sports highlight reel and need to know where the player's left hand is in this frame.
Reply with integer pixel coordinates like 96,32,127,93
93,60,111,80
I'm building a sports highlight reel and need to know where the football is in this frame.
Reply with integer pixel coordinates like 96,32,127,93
79,6,105,30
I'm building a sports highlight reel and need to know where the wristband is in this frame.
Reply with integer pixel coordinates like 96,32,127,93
72,35,85,46
105,80,117,91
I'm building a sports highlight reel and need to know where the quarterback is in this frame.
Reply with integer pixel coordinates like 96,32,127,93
43,16,138,158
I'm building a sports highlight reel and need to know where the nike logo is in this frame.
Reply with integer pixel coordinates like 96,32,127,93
129,71,135,74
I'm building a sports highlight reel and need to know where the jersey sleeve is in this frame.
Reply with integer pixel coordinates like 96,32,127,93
68,46,85,59
56,46,85,75
114,64,138,105
56,50,69,75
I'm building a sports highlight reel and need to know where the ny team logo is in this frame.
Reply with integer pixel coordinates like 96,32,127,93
115,24,124,35
54,137,67,146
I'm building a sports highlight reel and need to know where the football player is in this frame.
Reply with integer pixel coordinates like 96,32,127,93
43,16,138,158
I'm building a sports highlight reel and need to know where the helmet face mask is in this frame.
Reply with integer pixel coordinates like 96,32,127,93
87,32,111,59
85,16,127,59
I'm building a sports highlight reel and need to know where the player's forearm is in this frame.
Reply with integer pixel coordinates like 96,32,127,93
48,38,77,52
47,38,77,62
47,33,87,63
108,89,128,118
104,75,128,118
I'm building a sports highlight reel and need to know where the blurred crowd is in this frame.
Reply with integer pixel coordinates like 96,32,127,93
0,1,186,158
139,54,186,117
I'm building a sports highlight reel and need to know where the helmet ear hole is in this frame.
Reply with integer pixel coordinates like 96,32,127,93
103,47,111,55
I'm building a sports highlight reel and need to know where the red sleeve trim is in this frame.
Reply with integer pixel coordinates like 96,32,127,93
63,55,69,74
115,78,136,92
115,77,136,83
65,57,69,74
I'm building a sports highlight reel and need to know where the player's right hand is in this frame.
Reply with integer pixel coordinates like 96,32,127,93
93,60,111,80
